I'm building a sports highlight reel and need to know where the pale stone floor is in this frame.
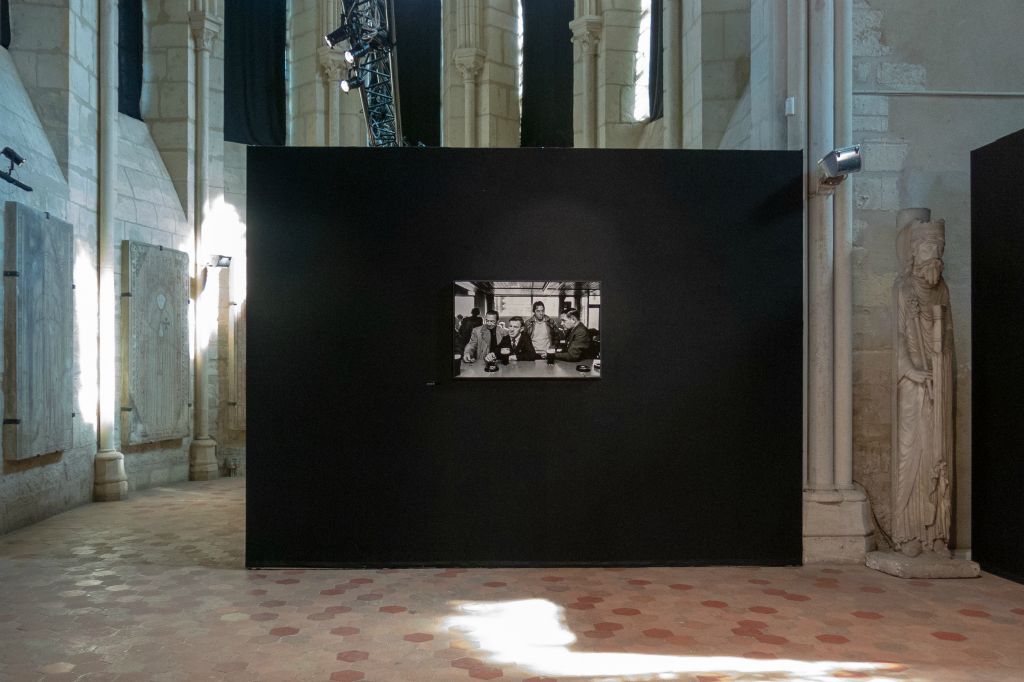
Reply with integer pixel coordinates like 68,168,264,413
1,479,1023,682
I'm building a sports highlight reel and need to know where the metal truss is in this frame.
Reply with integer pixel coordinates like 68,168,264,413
332,0,402,147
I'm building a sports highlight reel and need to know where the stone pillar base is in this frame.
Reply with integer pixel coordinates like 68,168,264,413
190,437,219,480
94,450,128,501
866,550,981,578
803,489,875,563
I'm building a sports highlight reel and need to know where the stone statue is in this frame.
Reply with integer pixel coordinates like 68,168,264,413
891,208,954,557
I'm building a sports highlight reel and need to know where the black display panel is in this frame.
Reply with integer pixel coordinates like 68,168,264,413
971,128,1024,584
246,147,803,568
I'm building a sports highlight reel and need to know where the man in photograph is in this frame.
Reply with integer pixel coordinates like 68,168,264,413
554,309,592,362
457,307,483,348
463,310,508,363
496,316,538,361
524,301,559,356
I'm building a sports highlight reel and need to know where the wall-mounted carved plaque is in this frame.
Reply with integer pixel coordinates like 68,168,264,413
121,241,190,444
228,298,246,430
2,202,74,461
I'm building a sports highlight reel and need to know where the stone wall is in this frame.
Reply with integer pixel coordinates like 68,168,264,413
850,0,1024,550
700,0,749,149
0,1,243,533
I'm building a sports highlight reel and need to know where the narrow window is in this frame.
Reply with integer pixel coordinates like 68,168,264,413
118,0,144,120
224,0,287,146
1,0,10,50
649,0,664,120
394,0,441,146
519,0,573,147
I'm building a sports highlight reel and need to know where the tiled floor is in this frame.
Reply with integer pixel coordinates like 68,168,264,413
1,479,1023,681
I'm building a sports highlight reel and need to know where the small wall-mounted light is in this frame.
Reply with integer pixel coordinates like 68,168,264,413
817,144,862,194
0,146,32,192
209,255,232,268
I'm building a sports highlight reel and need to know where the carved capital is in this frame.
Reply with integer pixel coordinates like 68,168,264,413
317,46,348,82
453,47,486,82
188,10,223,53
569,16,603,55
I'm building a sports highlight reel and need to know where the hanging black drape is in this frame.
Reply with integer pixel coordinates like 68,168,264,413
118,0,143,120
393,0,441,147
224,0,286,146
520,0,573,148
2,0,12,50
649,0,664,121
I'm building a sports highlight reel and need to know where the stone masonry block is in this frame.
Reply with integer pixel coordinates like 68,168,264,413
854,176,881,210
880,177,900,210
853,95,888,117
877,62,926,90
861,140,907,172
854,115,887,133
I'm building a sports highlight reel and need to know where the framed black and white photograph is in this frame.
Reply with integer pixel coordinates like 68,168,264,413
452,281,601,379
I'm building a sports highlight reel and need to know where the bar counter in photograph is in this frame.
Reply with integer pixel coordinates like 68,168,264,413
456,357,601,379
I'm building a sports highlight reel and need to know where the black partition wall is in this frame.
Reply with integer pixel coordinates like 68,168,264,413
971,129,1024,584
246,147,804,568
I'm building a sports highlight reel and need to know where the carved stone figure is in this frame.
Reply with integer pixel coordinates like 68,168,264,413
891,208,954,557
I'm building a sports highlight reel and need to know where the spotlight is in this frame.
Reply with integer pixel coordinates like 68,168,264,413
0,145,32,192
344,42,372,65
340,75,364,93
817,144,862,193
324,25,350,48
2,147,25,166
208,255,232,268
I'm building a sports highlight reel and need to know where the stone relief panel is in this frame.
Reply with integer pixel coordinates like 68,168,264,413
2,202,74,461
121,241,190,444
229,298,246,430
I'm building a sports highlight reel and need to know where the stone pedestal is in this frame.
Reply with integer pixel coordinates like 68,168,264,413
804,489,875,563
867,550,981,578
94,450,128,501
189,437,219,480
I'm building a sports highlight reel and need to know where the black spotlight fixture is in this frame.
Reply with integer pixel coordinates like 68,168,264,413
343,42,372,64
340,74,364,93
0,146,32,192
324,25,350,48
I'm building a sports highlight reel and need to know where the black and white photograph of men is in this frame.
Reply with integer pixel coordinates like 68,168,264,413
453,281,601,379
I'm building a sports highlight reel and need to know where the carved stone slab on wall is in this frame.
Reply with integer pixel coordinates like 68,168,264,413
229,298,246,430
121,241,190,444
2,202,74,461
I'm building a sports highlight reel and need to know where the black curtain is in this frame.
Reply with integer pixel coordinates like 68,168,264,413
649,0,663,121
224,0,286,146
2,0,12,50
394,0,441,146
118,0,143,120
520,0,573,147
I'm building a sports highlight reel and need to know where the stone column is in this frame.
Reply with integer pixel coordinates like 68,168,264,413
94,0,128,502
803,0,873,562
188,8,222,480
318,47,345,145
570,15,602,149
454,48,484,148
662,0,683,148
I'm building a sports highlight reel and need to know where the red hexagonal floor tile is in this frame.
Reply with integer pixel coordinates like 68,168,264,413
756,634,789,645
958,609,990,617
567,602,594,611
642,628,673,638
483,582,506,588
669,583,693,591
451,657,485,670
594,622,623,631
701,600,728,608
628,579,651,586
577,596,604,603
329,670,365,682
932,631,967,641
784,593,811,602
379,605,407,614
748,606,777,614
816,634,849,644
269,627,299,637
469,667,503,680
336,651,369,663
404,633,433,642
612,608,641,616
